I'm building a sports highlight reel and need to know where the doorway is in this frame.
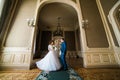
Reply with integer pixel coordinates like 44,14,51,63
32,2,83,68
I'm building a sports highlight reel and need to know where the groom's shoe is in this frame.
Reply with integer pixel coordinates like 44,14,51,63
59,67,64,71
63,68,68,71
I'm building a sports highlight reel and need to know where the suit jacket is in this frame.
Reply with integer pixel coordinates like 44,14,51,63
60,41,67,54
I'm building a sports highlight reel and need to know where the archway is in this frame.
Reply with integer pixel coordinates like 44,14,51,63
31,0,84,68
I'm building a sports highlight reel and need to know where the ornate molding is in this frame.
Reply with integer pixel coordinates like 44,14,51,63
0,47,31,70
108,0,120,46
84,52,119,68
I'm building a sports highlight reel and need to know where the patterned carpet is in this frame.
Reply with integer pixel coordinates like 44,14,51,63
35,67,82,80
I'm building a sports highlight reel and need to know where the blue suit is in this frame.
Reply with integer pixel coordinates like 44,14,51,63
60,41,67,70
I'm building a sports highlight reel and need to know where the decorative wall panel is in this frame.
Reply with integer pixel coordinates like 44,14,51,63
0,47,31,70
24,54,30,64
109,54,116,63
13,54,23,63
93,54,101,63
102,54,110,62
80,0,109,48
84,52,118,68
87,55,91,63
1,54,12,63
0,53,31,64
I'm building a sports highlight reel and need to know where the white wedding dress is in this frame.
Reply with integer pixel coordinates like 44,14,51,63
36,45,61,71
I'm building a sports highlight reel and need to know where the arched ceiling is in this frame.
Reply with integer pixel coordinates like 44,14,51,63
38,3,78,31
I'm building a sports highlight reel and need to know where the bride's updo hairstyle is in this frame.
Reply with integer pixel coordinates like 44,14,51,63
49,40,54,44
61,38,64,41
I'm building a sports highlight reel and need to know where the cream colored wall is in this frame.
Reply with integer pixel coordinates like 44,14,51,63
0,0,37,70
5,0,36,47
80,0,120,68
1,0,120,70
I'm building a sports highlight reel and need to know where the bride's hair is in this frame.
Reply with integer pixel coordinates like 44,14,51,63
49,40,54,44
61,38,64,40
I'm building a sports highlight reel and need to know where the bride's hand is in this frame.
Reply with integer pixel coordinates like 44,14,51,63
54,47,58,51
53,45,58,51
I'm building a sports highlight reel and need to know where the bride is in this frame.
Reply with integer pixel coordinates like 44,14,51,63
36,40,61,71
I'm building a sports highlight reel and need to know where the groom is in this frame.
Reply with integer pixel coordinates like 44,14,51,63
60,38,68,70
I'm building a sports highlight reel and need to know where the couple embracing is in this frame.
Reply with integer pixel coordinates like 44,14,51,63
36,38,67,72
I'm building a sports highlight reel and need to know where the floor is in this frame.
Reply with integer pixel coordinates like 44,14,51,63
67,57,120,80
0,57,120,80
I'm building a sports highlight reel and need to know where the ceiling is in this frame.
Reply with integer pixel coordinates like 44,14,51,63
38,3,78,31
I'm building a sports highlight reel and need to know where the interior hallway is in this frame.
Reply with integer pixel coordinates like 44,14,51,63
0,57,120,80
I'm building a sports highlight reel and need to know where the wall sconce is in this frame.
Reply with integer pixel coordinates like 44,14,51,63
82,19,88,29
27,18,35,27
